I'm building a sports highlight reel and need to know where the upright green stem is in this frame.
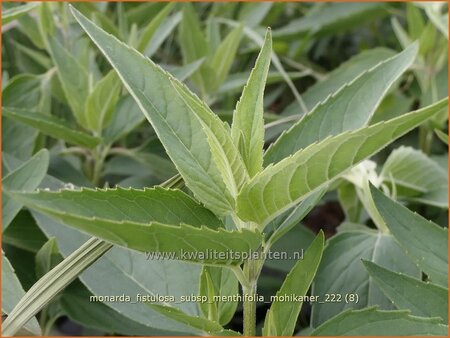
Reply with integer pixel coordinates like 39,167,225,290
243,259,258,336
243,282,257,336
91,145,110,186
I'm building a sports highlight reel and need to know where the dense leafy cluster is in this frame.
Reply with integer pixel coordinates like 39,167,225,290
2,2,448,336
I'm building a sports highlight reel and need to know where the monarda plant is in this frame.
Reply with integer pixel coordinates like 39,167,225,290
3,5,448,337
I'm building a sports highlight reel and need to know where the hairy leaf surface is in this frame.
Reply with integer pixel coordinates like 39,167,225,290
237,98,448,225
71,7,239,215
231,29,271,177
12,188,261,264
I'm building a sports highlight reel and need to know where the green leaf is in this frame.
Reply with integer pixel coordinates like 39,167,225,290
25,173,205,334
311,230,419,327
33,211,203,334
145,11,182,57
237,98,448,226
137,3,175,52
381,146,447,207
2,149,49,230
2,74,45,159
370,185,448,287
274,3,386,38
407,3,426,40
435,129,448,144
209,25,243,91
2,3,40,24
363,261,448,322
310,307,448,336
266,188,325,245
103,95,145,143
178,3,209,94
263,231,324,336
60,281,173,336
35,238,62,279
218,71,306,97
2,210,48,253
199,266,238,325
264,225,316,273
149,304,224,334
338,181,362,222
238,2,272,28
71,6,238,216
265,43,418,164
85,71,121,133
2,253,41,336
47,37,89,126
281,47,396,116
2,238,111,337
12,187,262,264
231,29,271,177
170,78,248,196
166,58,206,82
2,108,101,149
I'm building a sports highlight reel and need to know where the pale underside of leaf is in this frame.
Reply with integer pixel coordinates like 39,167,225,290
237,98,448,225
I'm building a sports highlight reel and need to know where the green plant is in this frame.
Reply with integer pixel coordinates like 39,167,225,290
2,2,448,336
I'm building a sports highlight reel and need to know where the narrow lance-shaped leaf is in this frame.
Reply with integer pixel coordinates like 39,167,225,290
310,307,448,336
70,6,237,216
148,304,241,336
199,266,238,325
178,3,209,95
209,25,243,91
11,187,262,265
137,3,175,53
237,98,448,225
435,129,448,144
263,231,324,336
2,3,40,24
2,149,49,230
85,70,121,133
170,79,248,195
2,238,111,337
363,261,448,322
370,184,448,286
231,28,271,177
265,43,418,164
47,37,89,126
2,108,101,149
2,253,41,336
